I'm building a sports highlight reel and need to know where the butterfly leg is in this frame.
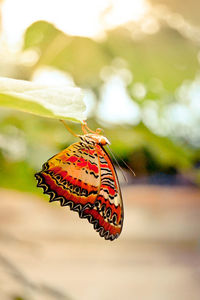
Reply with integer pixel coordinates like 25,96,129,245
82,120,103,135
60,120,79,137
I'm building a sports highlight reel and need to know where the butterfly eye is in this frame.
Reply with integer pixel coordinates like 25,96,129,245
106,208,111,218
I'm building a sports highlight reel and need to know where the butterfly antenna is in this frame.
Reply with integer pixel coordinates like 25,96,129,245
120,158,136,177
108,145,136,178
107,145,128,183
60,120,78,137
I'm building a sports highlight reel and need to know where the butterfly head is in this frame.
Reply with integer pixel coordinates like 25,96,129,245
79,134,111,146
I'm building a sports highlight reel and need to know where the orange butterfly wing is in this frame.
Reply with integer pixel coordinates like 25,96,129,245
35,142,123,241
80,144,123,240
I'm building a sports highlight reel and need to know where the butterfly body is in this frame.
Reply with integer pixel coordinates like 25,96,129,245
35,131,123,241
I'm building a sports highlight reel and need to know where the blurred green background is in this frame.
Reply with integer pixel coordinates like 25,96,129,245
0,1,200,299
0,0,200,192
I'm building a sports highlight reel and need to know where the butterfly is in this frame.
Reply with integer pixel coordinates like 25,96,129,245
35,121,124,241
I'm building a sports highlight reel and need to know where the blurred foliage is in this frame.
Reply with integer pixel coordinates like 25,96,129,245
24,21,198,92
13,296,26,300
0,3,200,191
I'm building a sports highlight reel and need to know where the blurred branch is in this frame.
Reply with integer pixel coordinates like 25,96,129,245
0,252,71,299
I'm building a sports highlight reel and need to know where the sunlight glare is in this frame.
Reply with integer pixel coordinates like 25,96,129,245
2,0,150,48
98,75,141,125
